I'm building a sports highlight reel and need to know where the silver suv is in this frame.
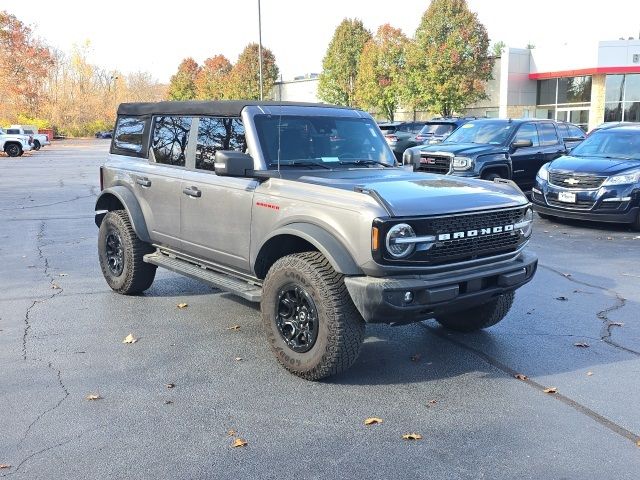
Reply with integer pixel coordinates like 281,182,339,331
95,101,537,380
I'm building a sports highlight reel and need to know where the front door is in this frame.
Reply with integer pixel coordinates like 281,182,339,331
178,116,257,272
510,122,541,187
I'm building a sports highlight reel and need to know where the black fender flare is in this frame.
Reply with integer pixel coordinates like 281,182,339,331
94,186,151,243
254,223,363,276
478,155,512,179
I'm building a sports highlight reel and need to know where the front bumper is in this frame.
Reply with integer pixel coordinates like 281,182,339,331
531,178,640,224
344,250,537,324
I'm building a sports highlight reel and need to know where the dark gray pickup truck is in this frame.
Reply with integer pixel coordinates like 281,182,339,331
95,101,537,380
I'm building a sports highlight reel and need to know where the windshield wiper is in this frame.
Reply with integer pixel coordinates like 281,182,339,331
339,159,393,168
269,160,331,170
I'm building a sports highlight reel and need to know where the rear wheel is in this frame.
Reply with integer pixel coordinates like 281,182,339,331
261,251,365,380
4,143,21,157
435,292,515,332
98,210,156,294
33,140,41,150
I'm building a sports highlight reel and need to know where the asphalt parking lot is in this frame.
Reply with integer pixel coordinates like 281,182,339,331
1,140,639,479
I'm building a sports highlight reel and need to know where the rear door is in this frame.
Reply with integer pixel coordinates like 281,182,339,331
510,122,541,187
179,116,257,272
133,115,192,249
538,122,566,164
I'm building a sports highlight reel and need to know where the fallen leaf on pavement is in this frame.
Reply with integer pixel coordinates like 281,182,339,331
227,429,237,436
636,440,640,447
514,374,528,380
122,333,137,344
428,399,437,405
177,303,188,309
235,357,243,361
555,296,568,301
607,236,613,240
587,371,594,376
543,387,557,394
364,417,383,426
164,400,173,405
227,325,241,331
166,383,175,389
561,273,572,278
609,322,624,327
59,273,68,277
51,283,61,289
86,394,102,401
0,464,11,469
231,438,247,448
402,433,422,440
410,353,421,362
574,342,590,348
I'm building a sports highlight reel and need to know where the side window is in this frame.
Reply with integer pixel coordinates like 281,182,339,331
151,116,192,166
557,124,569,139
396,124,410,132
114,116,146,153
195,117,246,171
568,125,586,138
538,122,560,145
514,123,539,147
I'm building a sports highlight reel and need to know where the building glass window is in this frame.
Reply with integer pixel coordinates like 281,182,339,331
557,76,592,104
537,79,556,105
605,74,640,121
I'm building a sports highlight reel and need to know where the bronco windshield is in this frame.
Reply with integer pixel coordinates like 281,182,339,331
443,121,514,145
254,115,396,169
570,129,640,160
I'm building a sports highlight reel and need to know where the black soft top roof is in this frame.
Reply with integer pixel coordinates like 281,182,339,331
117,100,351,117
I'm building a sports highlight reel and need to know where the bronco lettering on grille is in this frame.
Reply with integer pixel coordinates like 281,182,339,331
437,224,514,241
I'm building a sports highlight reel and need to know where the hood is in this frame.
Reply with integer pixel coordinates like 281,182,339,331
417,142,506,157
549,155,640,175
294,168,527,217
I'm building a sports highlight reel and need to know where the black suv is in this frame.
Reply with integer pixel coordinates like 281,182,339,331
413,117,476,148
403,118,584,190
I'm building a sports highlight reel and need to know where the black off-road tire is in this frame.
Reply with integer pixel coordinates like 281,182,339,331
631,211,640,232
33,140,41,150
261,251,365,381
435,292,515,332
482,172,502,181
98,210,156,294
4,143,21,157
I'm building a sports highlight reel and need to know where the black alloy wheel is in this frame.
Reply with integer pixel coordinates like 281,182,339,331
104,230,124,276
275,284,319,353
5,144,21,157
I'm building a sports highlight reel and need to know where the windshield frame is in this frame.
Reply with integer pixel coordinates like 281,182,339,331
570,128,640,161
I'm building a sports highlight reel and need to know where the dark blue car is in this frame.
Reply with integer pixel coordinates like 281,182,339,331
532,124,640,230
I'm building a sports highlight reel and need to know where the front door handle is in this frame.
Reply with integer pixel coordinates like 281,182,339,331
136,177,151,187
182,186,202,198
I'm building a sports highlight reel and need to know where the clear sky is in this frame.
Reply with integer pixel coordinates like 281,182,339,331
7,0,640,82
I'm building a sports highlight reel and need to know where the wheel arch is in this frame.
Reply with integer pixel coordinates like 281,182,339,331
253,223,363,279
479,156,512,179
95,186,151,242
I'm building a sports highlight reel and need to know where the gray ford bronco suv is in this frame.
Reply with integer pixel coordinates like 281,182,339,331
95,101,537,380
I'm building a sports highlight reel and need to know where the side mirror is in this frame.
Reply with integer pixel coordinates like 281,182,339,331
510,139,533,150
214,151,254,177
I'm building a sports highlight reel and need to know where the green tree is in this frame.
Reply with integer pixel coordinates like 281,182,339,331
318,18,371,106
168,58,200,100
355,24,408,121
195,55,232,99
404,0,492,116
492,40,506,57
226,43,278,100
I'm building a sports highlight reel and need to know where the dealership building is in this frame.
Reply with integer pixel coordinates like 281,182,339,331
273,39,640,131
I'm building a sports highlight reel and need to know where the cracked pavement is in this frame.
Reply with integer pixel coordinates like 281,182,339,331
1,140,639,479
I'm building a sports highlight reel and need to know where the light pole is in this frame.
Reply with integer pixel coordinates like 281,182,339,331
258,0,264,100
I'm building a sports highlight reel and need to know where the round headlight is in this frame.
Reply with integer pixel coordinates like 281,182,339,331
385,223,416,259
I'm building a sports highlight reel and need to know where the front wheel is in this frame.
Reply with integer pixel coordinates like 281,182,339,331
98,210,156,294
631,211,640,231
482,172,502,181
537,212,555,220
435,292,515,332
261,251,365,380
5,144,21,157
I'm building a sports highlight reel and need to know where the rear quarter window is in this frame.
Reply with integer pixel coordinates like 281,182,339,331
113,116,147,155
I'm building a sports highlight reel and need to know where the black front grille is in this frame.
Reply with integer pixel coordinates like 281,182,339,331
416,154,451,174
546,196,594,210
549,171,605,189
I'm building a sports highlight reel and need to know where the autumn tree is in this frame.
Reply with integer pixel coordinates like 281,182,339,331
168,58,200,100
226,43,278,100
355,24,408,121
318,18,371,106
404,0,492,116
0,11,54,119
195,55,232,99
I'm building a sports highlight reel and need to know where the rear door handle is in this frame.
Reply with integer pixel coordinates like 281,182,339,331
182,186,202,198
136,177,151,187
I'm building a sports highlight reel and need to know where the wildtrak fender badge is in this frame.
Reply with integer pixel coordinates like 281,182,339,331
437,224,514,241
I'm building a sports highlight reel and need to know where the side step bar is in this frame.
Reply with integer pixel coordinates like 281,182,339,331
144,252,262,302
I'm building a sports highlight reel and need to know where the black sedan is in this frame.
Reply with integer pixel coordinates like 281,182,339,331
532,124,640,230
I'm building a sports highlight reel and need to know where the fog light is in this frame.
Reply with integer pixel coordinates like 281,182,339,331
404,291,414,303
